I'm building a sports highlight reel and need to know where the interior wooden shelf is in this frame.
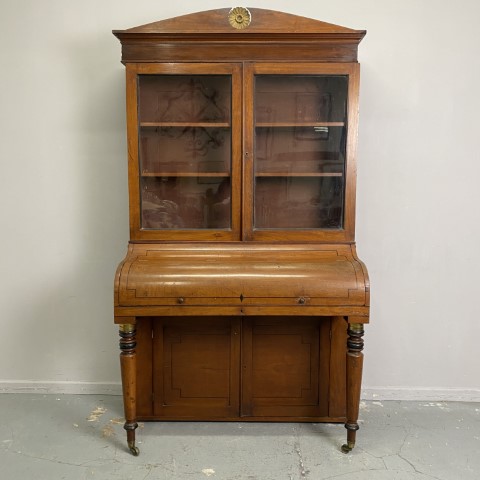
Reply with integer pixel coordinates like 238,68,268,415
256,122,344,127
141,172,230,177
140,122,231,128
256,172,343,177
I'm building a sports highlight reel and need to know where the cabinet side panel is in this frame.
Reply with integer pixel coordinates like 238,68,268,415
329,316,347,418
319,318,332,415
343,63,360,240
136,317,153,417
126,65,141,239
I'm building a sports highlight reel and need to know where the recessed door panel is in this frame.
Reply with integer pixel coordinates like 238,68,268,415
241,317,331,417
152,317,240,418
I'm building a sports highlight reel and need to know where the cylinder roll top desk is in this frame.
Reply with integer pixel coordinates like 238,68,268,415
112,7,369,456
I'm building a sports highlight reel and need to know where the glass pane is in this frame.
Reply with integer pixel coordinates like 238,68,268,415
139,127,230,175
138,75,231,123
255,177,343,229
142,176,230,229
254,75,347,230
138,75,232,230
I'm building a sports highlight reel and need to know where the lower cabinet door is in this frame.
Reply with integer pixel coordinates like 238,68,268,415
241,317,331,419
152,317,241,418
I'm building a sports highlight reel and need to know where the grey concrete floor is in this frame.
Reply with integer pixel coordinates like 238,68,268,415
1,394,479,479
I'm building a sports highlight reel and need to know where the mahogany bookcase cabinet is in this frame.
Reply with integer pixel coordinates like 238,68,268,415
113,7,369,456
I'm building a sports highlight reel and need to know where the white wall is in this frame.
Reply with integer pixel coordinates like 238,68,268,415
1,0,479,399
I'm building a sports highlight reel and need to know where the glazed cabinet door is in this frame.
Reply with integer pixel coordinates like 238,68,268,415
126,63,242,241
243,63,360,242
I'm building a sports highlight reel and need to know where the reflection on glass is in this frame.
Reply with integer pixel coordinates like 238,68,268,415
254,75,348,230
138,75,232,230
139,75,231,123
142,177,230,229
255,177,343,229
139,127,230,175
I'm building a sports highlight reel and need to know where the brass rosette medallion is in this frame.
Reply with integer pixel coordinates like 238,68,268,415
228,7,251,30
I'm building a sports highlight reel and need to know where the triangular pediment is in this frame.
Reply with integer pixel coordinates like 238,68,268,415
113,8,365,63
113,8,364,36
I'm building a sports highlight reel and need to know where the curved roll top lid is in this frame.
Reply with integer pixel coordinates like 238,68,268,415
115,244,369,308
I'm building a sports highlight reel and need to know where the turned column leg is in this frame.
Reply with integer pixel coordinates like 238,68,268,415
119,323,139,456
341,322,365,453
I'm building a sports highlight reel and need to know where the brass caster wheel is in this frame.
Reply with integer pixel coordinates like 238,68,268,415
128,442,140,456
341,442,354,454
